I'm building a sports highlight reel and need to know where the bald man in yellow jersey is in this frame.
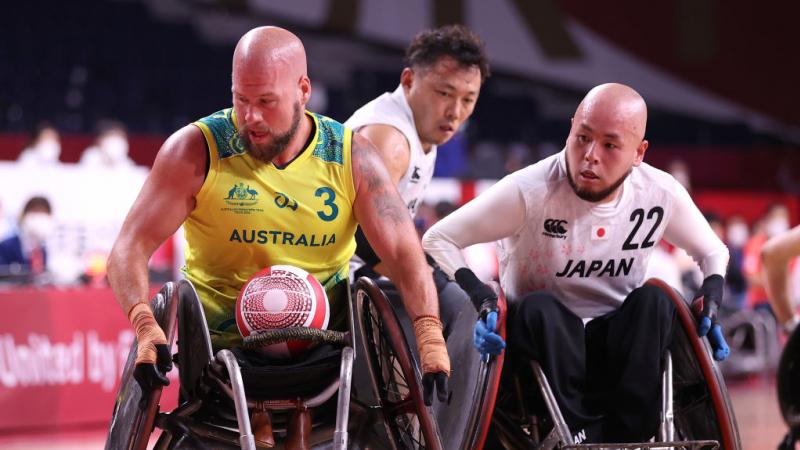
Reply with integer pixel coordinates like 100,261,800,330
107,26,450,406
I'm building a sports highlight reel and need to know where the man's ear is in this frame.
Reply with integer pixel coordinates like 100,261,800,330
299,75,311,104
400,67,414,92
633,139,649,166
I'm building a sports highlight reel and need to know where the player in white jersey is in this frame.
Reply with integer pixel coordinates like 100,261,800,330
423,83,730,443
344,24,488,283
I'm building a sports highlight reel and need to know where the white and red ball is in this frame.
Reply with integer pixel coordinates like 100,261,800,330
236,265,330,358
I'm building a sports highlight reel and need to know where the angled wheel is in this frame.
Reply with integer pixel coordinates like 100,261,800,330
777,320,800,447
355,277,442,450
646,278,742,450
106,282,179,450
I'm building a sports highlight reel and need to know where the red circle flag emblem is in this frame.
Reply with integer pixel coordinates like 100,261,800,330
596,227,605,238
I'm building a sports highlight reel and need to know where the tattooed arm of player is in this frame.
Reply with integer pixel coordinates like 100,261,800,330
352,132,451,402
351,132,438,319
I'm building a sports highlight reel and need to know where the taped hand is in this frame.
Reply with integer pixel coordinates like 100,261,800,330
413,316,450,406
128,303,172,390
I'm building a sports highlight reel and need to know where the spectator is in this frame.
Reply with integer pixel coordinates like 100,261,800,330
743,203,792,316
80,120,135,168
0,199,12,240
17,122,62,167
706,212,747,311
465,141,506,179
667,158,691,192
0,196,54,277
504,141,534,174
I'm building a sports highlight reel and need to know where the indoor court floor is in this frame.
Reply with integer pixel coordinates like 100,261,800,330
0,376,787,450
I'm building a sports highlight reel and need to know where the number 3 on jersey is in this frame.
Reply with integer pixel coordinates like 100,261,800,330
315,187,339,221
623,207,664,250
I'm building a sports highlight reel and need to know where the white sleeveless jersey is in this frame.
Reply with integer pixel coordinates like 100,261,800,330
423,150,729,319
345,85,437,217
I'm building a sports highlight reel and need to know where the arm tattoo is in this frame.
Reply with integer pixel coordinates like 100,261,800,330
353,136,408,226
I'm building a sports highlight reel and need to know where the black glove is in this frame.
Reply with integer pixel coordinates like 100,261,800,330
133,343,172,391
455,268,497,316
422,372,449,406
691,274,729,361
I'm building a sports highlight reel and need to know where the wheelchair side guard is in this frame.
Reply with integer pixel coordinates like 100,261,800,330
355,277,444,450
645,278,742,450
106,282,179,450
778,320,800,429
177,279,214,401
465,288,508,450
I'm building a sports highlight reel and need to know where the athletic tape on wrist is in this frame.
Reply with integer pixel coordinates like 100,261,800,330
413,316,450,376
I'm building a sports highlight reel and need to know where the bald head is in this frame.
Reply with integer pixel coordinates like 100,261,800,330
575,83,647,142
233,26,307,80
231,27,313,164
564,83,650,203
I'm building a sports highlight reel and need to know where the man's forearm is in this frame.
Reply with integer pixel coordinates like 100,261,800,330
392,251,439,320
107,243,154,317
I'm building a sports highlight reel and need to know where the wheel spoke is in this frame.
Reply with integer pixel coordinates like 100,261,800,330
361,288,432,449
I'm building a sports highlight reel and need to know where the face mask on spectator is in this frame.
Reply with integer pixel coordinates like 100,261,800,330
21,212,55,244
726,222,749,247
35,139,61,162
765,216,790,238
100,135,129,162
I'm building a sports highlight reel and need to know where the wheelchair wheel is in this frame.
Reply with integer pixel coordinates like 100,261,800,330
355,277,443,450
646,278,743,450
106,282,179,450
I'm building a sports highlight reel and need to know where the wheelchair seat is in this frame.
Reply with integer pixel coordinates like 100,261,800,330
228,344,345,399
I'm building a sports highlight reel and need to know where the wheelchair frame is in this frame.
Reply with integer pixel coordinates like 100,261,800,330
106,276,739,450
488,278,742,450
106,279,358,450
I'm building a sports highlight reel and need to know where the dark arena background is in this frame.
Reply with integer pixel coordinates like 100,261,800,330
1,1,799,448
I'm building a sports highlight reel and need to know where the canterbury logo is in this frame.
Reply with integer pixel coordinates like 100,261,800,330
543,219,568,236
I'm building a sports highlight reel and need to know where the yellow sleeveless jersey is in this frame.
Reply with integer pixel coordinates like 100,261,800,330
184,108,357,348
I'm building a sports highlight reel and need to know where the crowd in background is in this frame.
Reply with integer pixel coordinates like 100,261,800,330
0,119,155,286
2,119,798,381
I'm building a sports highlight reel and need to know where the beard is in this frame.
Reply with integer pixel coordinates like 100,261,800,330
565,156,631,203
239,101,302,163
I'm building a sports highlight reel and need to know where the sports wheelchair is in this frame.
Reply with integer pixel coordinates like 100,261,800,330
777,322,800,450
105,276,740,449
487,278,742,450
105,277,497,449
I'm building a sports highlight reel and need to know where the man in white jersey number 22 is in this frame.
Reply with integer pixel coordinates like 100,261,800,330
423,83,730,444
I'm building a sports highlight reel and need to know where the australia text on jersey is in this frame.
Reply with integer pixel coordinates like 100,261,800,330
555,258,633,278
229,229,337,247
